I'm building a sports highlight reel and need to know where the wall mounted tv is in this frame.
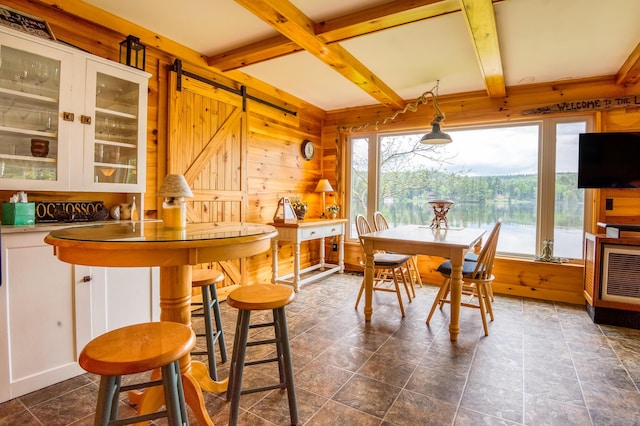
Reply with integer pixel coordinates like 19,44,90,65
578,132,640,188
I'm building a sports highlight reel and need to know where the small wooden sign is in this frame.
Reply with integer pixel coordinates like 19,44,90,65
0,5,55,40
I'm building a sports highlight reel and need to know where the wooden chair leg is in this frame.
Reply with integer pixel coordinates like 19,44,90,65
397,267,413,302
482,283,494,321
426,278,449,324
391,274,405,317
355,278,365,309
410,256,423,287
476,285,489,336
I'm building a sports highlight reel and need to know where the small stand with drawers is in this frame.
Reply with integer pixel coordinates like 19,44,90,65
271,218,347,291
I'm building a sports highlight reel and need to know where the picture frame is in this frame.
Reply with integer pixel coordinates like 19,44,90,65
0,5,55,41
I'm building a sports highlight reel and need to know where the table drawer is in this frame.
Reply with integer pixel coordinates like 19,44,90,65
323,224,343,237
300,227,323,240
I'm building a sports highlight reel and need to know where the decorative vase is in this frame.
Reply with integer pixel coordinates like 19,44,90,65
330,212,337,219
294,207,306,220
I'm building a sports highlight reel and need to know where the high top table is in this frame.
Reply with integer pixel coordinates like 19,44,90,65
45,221,277,426
360,225,485,341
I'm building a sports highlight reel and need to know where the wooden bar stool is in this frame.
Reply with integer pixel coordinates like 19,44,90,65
78,321,195,426
226,284,298,426
191,268,227,381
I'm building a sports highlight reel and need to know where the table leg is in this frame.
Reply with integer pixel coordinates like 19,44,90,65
155,265,228,424
363,240,375,321
293,241,301,292
448,251,464,341
338,233,345,273
271,238,279,284
319,236,326,271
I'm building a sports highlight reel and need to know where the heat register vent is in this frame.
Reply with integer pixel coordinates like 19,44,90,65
602,245,640,304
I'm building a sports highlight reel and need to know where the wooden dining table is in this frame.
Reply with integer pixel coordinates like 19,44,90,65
45,221,278,426
360,225,486,341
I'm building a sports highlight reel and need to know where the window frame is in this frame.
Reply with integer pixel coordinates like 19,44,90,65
344,115,594,261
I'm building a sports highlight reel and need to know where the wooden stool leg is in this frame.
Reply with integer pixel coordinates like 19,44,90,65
210,284,227,363
275,306,298,425
161,360,187,425
228,310,251,425
201,286,218,381
272,309,286,385
96,375,119,426
227,309,244,401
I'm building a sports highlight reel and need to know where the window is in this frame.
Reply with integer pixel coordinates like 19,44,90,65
346,117,592,260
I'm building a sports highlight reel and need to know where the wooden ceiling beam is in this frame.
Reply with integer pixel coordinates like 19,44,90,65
209,0,466,71
616,41,640,86
234,0,406,110
459,0,506,97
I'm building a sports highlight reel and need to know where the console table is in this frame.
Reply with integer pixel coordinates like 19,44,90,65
271,218,347,291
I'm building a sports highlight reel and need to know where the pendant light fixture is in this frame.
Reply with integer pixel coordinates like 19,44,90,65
339,81,452,144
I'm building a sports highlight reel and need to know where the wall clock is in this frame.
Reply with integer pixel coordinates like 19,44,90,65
301,139,315,160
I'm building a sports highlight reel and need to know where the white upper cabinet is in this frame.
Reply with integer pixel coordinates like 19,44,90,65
0,26,149,192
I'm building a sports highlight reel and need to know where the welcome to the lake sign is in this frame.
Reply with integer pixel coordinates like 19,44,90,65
522,95,640,115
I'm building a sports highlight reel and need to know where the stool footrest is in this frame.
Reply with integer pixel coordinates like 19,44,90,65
246,338,278,347
249,322,275,329
240,383,287,395
109,410,170,426
244,356,279,366
119,379,163,393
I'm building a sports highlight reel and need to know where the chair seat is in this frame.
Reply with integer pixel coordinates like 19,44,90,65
374,253,411,267
464,252,479,262
436,259,478,276
79,322,196,377
192,268,225,288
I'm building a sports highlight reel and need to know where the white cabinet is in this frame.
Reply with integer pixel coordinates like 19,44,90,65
0,26,149,193
0,230,159,403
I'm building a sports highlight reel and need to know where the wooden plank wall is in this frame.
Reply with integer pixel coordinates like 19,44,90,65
2,0,326,285
323,78,640,304
6,1,640,299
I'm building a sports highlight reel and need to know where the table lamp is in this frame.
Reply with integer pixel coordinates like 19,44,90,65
157,174,194,228
315,178,334,219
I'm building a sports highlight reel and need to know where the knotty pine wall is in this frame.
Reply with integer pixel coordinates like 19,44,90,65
6,2,640,298
2,0,327,285
323,79,640,304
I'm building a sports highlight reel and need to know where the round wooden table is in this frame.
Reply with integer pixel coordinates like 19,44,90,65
45,221,277,426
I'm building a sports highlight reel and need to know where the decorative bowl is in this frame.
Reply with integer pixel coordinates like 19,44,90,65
30,139,49,157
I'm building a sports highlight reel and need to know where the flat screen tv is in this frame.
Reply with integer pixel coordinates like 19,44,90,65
578,132,640,188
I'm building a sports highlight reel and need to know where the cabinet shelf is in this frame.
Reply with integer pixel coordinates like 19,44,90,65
0,153,56,163
0,85,58,104
95,106,137,120
0,124,56,138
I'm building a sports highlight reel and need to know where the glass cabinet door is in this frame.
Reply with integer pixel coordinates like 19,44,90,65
0,43,69,188
84,60,147,191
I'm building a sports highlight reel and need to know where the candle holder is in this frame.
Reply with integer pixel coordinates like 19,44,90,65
157,174,194,229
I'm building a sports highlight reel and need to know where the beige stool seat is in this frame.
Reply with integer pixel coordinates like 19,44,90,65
226,284,298,425
79,322,196,425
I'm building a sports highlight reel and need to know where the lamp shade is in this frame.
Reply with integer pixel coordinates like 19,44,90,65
315,178,334,193
420,123,453,145
157,174,194,198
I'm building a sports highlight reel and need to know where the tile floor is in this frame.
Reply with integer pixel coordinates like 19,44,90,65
1,272,639,425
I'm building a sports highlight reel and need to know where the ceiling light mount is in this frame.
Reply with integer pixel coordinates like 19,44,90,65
339,81,452,144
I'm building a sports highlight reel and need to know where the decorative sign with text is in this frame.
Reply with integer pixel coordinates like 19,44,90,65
522,95,640,116
0,5,55,40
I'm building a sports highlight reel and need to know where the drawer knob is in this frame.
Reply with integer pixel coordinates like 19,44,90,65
81,275,92,283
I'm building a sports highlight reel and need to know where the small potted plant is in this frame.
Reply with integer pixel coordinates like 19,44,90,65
291,198,307,220
327,204,340,219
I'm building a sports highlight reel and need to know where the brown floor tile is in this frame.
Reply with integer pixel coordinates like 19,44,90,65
3,273,640,425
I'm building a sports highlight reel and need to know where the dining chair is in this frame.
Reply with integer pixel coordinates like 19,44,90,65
373,211,422,293
354,214,412,317
426,220,502,335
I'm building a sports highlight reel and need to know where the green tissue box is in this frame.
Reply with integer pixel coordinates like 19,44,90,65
1,202,36,225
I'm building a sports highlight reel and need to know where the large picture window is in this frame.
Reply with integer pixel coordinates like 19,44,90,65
346,117,592,260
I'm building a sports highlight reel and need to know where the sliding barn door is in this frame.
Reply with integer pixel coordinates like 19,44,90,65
167,72,248,292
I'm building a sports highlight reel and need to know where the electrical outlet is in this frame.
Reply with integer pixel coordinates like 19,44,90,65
332,243,338,251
